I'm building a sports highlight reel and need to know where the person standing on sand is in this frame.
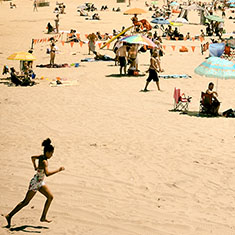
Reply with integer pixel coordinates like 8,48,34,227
50,41,56,67
117,43,128,75
143,50,163,91
87,33,98,55
33,0,38,12
5,138,65,228
54,14,59,33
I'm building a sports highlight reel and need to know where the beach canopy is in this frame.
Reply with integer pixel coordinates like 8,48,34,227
123,8,147,15
151,17,170,24
183,4,204,10
7,52,36,61
205,15,224,22
170,17,189,24
194,57,235,79
209,43,225,57
120,34,156,47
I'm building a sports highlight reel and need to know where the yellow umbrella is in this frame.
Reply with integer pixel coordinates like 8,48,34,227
7,52,36,61
170,22,183,27
124,8,147,15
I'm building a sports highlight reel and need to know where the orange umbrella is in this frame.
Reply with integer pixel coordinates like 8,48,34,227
124,8,147,15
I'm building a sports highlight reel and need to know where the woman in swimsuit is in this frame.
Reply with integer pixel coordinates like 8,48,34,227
5,138,65,228
50,43,56,66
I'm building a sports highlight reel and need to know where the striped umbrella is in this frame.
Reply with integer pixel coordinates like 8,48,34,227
120,34,156,47
194,57,235,79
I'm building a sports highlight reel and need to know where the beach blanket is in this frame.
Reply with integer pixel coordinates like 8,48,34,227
50,80,79,87
159,74,191,79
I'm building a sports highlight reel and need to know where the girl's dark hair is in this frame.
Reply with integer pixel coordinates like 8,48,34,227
42,138,54,155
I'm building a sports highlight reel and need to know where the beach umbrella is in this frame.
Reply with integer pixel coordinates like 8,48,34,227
228,0,235,3
151,1,158,5
171,17,189,24
209,43,225,57
205,15,224,22
170,1,179,6
151,17,170,24
170,22,183,27
7,52,36,61
120,34,156,47
194,57,235,80
230,4,235,7
123,8,147,15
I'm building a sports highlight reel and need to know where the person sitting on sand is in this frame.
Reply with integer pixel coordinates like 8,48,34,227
10,67,23,86
92,13,100,20
10,2,16,8
5,138,65,228
186,32,190,40
78,9,88,16
47,22,54,34
131,14,143,31
205,82,220,115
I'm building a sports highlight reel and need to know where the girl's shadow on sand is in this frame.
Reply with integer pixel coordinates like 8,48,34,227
6,225,49,233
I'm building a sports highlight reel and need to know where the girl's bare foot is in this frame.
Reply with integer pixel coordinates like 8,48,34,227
5,215,11,228
40,218,52,223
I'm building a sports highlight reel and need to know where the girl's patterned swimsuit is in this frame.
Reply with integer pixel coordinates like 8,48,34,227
28,168,45,192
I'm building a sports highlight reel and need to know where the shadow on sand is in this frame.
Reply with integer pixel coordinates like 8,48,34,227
106,73,145,78
8,225,49,233
169,110,223,118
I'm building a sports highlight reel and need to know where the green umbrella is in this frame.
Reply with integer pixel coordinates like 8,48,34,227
205,15,224,22
151,1,158,5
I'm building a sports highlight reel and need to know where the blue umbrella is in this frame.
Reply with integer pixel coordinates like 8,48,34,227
209,43,225,57
230,3,235,7
151,17,170,24
194,57,235,80
170,1,179,6
228,0,235,3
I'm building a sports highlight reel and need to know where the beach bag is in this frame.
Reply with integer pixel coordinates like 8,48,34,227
223,109,235,117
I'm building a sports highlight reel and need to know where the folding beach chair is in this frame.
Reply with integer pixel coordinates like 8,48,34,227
173,88,191,112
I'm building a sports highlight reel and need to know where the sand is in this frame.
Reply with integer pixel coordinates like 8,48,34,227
0,0,235,234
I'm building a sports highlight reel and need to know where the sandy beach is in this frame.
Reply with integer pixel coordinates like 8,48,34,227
0,0,235,234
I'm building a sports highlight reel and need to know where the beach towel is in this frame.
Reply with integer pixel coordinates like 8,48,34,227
159,74,191,79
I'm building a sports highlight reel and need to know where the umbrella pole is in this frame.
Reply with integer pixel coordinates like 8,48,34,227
216,77,218,93
31,39,34,50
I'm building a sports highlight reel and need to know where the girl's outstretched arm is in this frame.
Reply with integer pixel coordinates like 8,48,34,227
43,160,65,177
31,155,40,170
